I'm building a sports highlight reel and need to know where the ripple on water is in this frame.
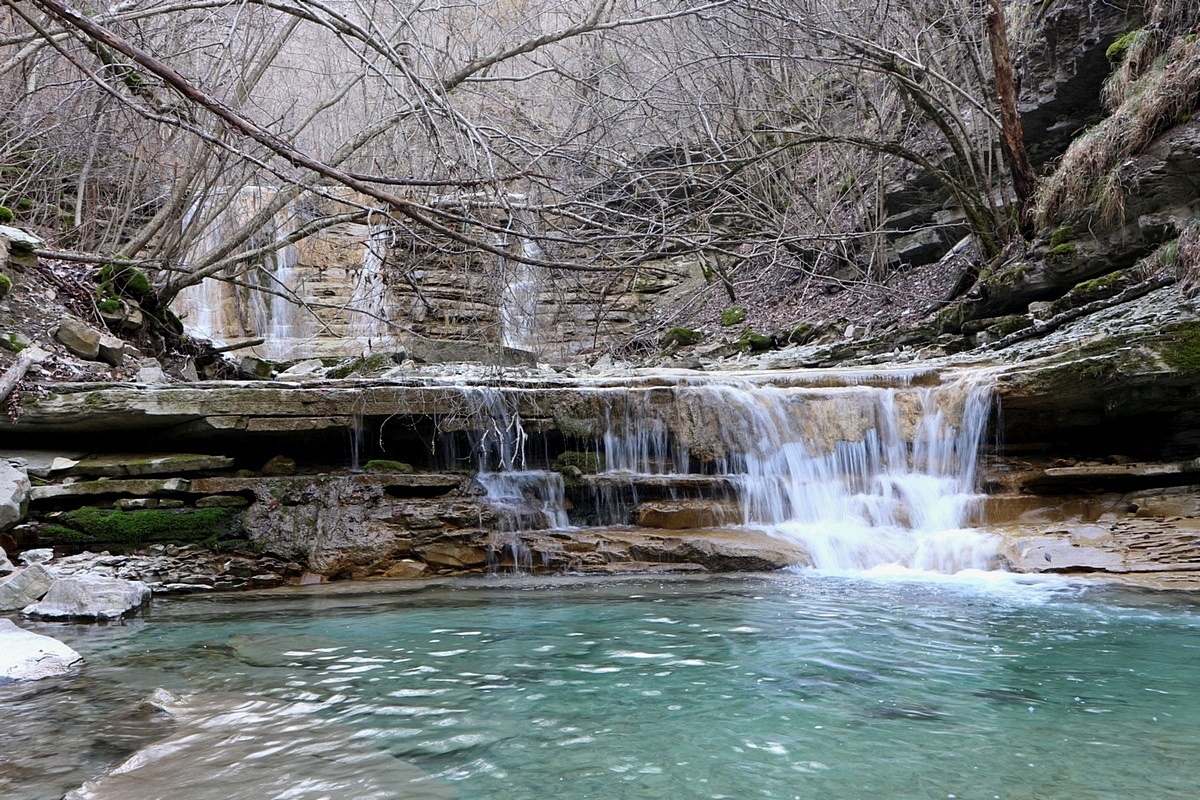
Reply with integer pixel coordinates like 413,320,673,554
6,574,1200,800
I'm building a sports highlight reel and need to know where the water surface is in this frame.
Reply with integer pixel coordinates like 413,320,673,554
5,573,1199,799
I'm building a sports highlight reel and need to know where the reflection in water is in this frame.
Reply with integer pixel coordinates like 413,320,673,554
5,574,1200,799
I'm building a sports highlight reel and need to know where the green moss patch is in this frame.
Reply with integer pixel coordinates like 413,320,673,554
661,327,702,348
1106,29,1141,64
40,506,242,551
781,323,818,346
0,274,10,300
1161,322,1200,374
97,262,152,298
720,306,747,327
554,451,605,488
0,205,13,224
736,330,776,353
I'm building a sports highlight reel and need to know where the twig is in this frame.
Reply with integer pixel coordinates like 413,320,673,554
210,337,267,354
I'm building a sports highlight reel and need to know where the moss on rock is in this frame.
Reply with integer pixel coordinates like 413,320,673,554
363,459,414,473
661,327,702,348
41,506,242,551
719,306,747,326
1160,321,1200,374
736,330,776,353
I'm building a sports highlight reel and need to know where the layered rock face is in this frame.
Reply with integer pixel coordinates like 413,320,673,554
171,190,652,363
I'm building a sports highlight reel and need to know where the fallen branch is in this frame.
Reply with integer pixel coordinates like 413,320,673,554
0,346,50,404
210,338,266,354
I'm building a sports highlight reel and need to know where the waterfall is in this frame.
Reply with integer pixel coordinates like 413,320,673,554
592,371,998,573
346,223,396,353
497,216,542,352
172,187,313,358
443,369,996,575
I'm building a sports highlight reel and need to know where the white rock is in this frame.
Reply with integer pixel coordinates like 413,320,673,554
0,460,30,530
134,358,170,384
0,562,55,611
0,618,82,681
0,546,13,577
23,575,151,620
276,358,327,381
19,548,54,565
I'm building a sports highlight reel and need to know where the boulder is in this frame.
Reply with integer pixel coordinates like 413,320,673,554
0,618,82,681
0,562,55,611
55,315,102,360
276,359,327,381
0,546,13,577
261,455,296,476
134,358,171,384
23,575,151,620
0,459,30,530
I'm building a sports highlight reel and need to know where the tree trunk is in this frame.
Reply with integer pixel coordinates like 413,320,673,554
984,0,1036,230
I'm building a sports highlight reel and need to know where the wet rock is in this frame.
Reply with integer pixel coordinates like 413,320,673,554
635,500,735,530
19,548,53,565
23,575,151,620
261,456,296,476
0,618,82,681
414,541,489,569
0,460,30,530
0,562,55,611
383,559,429,579
55,315,102,360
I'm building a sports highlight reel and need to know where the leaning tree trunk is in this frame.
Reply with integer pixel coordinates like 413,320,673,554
984,0,1036,230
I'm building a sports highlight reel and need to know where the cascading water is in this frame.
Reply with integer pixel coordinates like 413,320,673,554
443,368,996,575
455,387,571,571
590,370,998,573
173,187,314,358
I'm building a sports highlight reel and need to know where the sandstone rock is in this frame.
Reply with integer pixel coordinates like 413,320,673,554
30,477,191,503
261,456,296,476
0,460,30,530
55,315,102,360
635,500,734,530
65,454,233,478
135,358,171,384
0,563,55,611
383,559,429,579
415,542,488,568
1,331,30,352
23,575,151,620
115,498,158,510
0,618,82,681
178,358,200,382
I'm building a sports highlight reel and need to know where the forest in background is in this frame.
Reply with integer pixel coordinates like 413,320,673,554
0,0,1196,353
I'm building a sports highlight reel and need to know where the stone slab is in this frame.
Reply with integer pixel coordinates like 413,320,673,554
0,618,82,681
